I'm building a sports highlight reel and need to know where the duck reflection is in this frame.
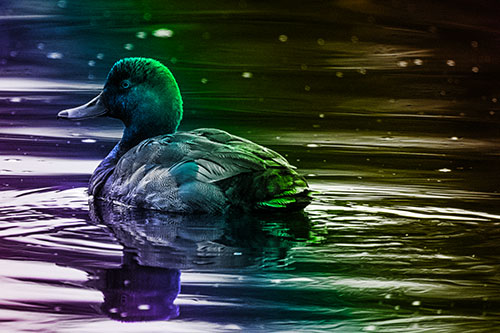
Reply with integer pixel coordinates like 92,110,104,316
89,200,311,322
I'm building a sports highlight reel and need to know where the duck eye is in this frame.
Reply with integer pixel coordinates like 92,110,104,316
120,80,131,89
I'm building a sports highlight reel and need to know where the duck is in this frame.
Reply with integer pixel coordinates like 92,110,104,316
58,57,311,214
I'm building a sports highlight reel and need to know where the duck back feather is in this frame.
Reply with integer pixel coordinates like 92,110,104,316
90,128,310,213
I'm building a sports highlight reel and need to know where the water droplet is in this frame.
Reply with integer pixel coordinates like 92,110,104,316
9,51,18,58
136,31,147,39
414,59,423,65
471,40,478,48
47,52,63,59
492,98,497,103
450,136,459,140
124,43,134,51
242,72,253,79
306,144,319,148
412,300,421,306
233,252,242,256
319,113,325,118
472,66,479,73
88,60,95,67
108,308,118,313
153,29,174,38
81,139,96,143
9,97,22,103
279,34,288,42
137,304,150,311
120,312,128,318
201,78,208,84
363,325,376,332
37,43,45,50
438,168,451,173
96,53,104,60
397,60,408,67
304,85,311,91
336,71,343,78
446,59,456,67
384,294,392,299
275,136,281,140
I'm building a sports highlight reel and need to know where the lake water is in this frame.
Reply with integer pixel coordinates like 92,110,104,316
1,1,500,332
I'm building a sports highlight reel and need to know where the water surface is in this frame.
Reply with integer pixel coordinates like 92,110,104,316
1,1,500,332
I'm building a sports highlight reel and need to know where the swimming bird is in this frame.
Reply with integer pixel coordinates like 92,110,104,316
58,57,311,214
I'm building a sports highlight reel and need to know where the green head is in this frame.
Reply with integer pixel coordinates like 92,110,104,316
58,57,183,144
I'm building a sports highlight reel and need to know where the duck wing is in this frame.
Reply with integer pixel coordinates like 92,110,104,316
106,128,310,213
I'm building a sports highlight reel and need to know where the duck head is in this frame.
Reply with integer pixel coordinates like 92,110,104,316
58,57,183,145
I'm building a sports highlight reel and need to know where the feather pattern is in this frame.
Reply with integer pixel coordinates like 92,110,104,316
91,128,310,213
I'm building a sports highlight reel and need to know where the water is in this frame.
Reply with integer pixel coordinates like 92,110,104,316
1,1,500,332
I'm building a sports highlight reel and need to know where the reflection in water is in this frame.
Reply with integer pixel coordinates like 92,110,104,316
90,199,311,322
96,255,180,322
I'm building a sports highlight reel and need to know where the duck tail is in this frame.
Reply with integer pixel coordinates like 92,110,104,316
255,188,312,210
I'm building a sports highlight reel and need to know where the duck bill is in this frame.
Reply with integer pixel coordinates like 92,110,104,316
57,92,107,120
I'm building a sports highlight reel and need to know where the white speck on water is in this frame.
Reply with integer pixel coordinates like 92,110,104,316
242,72,253,79
471,40,479,48
233,252,242,256
364,325,377,332
306,143,319,148
9,51,18,58
47,52,63,59
120,312,128,318
446,59,456,67
153,29,174,38
88,74,95,80
317,38,325,45
223,324,241,330
336,71,343,78
81,139,96,143
4,158,21,163
438,168,452,173
412,300,421,306
108,308,118,313
397,60,408,67
305,85,311,91
137,304,150,311
279,34,288,42
96,53,104,60
136,31,147,39
384,294,392,299
37,43,45,50
450,136,459,140
358,68,367,74
88,60,95,67
9,97,22,103
319,113,325,118
201,78,208,84
472,66,479,73
124,43,134,51
414,59,423,65
57,0,67,8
